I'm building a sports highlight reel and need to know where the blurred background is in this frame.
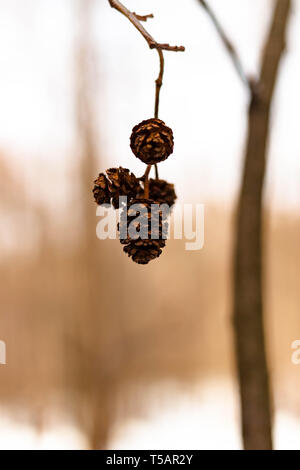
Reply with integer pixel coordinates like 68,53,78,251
0,0,300,450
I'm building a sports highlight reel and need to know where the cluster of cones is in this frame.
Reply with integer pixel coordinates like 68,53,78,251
93,118,177,265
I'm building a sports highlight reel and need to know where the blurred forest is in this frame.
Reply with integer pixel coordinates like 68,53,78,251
2,154,300,448
1,0,300,450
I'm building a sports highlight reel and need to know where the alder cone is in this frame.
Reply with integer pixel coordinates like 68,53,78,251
130,118,174,164
138,178,177,208
119,198,168,265
92,173,111,205
93,167,140,208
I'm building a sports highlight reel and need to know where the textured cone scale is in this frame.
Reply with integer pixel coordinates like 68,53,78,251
92,173,111,206
93,167,140,209
119,198,168,265
130,118,174,164
138,178,177,208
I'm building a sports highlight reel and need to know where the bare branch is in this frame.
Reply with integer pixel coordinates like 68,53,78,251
108,0,185,52
198,0,251,90
108,0,184,122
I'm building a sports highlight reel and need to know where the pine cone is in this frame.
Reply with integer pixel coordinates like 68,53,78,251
130,118,174,164
119,198,168,265
93,167,140,209
138,178,177,208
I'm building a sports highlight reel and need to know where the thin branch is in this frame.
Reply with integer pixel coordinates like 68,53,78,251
155,48,164,119
109,0,185,52
143,165,152,199
198,0,251,90
108,0,184,118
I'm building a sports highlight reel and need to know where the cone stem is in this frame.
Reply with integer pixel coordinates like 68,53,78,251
154,48,164,118
143,164,152,199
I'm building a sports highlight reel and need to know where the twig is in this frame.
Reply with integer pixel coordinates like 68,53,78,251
155,48,164,119
143,165,152,199
108,0,184,52
133,12,154,22
198,0,251,90
108,0,184,117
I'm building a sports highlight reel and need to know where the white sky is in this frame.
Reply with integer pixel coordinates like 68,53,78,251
0,0,299,209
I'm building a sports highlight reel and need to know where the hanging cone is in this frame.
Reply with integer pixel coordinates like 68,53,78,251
93,167,140,208
138,178,177,208
130,118,174,165
119,198,168,265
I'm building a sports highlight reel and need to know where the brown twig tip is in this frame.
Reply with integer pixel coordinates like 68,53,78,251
133,12,154,22
150,43,185,52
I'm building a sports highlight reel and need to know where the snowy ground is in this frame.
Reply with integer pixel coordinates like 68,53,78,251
0,380,299,450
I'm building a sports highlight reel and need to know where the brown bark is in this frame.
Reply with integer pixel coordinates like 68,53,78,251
233,0,291,450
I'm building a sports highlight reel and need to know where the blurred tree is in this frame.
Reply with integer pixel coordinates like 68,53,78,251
66,0,114,449
199,0,292,450
233,0,291,450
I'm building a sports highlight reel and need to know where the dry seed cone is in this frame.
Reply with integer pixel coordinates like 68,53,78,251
130,118,174,165
138,178,177,208
92,173,111,205
93,167,140,208
119,198,168,265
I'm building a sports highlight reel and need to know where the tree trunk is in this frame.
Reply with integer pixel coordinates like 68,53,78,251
74,0,113,451
233,0,291,450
